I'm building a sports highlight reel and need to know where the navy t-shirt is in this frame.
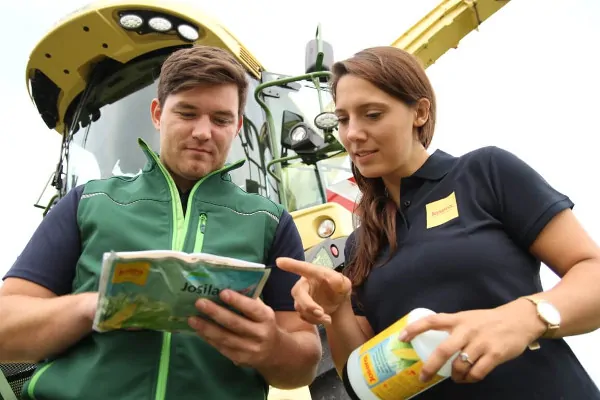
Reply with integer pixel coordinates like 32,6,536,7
348,146,599,399
3,185,303,312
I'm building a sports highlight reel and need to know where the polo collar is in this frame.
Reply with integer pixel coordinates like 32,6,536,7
410,149,457,181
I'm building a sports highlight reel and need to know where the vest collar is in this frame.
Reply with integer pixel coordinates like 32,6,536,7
137,137,246,179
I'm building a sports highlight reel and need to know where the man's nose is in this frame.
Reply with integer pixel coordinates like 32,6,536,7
191,116,212,140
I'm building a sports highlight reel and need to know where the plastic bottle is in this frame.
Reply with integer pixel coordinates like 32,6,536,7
342,308,457,400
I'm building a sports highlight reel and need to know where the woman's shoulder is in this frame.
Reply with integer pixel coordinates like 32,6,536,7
448,145,535,178
455,145,518,164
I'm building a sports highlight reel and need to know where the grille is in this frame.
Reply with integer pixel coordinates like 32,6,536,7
239,46,261,77
1,363,36,399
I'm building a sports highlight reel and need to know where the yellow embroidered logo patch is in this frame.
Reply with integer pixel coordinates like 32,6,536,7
426,191,459,229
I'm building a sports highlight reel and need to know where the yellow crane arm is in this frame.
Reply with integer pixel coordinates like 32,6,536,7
391,0,511,68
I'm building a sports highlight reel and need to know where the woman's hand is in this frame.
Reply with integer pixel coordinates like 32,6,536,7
399,298,547,384
276,257,352,325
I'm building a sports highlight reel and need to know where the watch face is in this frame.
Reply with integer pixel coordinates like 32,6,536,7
538,302,561,325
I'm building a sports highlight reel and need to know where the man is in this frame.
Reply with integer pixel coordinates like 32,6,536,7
0,45,322,400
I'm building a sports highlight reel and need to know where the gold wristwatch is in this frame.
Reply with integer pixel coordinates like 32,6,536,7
523,296,561,350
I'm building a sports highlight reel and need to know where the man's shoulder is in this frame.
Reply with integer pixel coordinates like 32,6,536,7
79,171,173,207
221,181,285,221
80,173,143,193
53,184,86,211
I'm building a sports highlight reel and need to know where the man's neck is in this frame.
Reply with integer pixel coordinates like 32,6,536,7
176,182,193,194
165,168,197,193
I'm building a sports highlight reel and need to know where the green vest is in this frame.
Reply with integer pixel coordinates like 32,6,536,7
23,139,284,400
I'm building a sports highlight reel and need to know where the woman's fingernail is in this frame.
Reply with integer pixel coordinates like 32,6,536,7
398,330,408,342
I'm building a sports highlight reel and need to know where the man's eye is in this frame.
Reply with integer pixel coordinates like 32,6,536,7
178,112,195,119
213,118,232,125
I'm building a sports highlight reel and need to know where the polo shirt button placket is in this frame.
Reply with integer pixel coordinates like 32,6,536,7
398,199,412,231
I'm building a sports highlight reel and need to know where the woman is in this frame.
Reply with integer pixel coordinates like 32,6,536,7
277,46,600,399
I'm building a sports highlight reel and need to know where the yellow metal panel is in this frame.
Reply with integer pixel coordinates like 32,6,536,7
26,0,265,133
390,0,511,68
291,202,354,251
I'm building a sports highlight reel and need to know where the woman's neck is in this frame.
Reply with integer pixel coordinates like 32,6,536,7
382,149,430,207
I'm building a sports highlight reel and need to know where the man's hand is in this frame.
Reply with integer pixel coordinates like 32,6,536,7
78,292,99,323
0,280,100,362
188,289,280,368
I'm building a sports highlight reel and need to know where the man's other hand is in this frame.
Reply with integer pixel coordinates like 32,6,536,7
188,289,280,368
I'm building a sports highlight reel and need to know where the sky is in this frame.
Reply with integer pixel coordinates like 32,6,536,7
2,0,600,385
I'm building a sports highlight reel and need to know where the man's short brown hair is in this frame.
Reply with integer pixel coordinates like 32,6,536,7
157,45,249,117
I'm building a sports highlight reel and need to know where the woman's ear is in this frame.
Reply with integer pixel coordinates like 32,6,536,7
413,98,430,128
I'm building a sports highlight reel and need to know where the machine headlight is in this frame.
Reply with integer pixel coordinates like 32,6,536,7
178,24,199,41
288,123,325,153
148,17,172,32
317,219,335,238
119,14,143,30
291,126,307,143
314,112,338,130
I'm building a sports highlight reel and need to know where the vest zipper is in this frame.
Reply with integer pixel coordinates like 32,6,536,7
194,214,207,253
150,152,223,400
152,158,187,400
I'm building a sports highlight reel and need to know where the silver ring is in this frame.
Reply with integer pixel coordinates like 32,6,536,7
459,351,474,366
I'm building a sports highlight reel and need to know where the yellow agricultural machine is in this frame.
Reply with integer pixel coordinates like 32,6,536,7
0,0,511,399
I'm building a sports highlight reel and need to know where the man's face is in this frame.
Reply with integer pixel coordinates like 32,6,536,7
151,83,243,190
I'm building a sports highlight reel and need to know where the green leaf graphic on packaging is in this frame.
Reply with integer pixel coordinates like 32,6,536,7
385,336,420,372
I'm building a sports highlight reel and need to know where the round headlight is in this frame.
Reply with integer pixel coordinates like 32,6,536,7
314,112,338,130
148,17,172,32
119,14,143,30
178,24,199,41
291,126,307,143
317,219,335,238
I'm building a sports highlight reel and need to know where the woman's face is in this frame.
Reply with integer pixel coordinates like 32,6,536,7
334,74,428,180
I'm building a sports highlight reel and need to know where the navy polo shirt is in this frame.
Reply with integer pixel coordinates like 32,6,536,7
347,146,599,399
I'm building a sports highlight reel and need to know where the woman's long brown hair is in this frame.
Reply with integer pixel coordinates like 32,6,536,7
330,46,437,287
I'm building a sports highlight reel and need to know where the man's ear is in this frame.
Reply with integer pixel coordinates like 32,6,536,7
150,98,162,130
236,115,244,136
413,98,430,128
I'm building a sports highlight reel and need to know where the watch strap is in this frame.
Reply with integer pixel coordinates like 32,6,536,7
523,296,560,348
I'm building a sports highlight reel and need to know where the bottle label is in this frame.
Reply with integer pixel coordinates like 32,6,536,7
357,313,445,399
